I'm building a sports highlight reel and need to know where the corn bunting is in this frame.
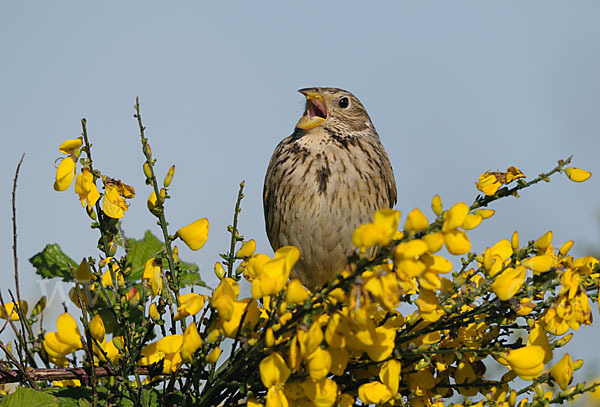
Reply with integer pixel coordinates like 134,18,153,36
263,87,397,289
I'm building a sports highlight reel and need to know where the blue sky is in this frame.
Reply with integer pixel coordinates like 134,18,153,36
1,1,599,381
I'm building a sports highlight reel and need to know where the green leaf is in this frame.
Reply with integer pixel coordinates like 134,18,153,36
125,230,165,281
125,230,206,288
77,400,92,407
29,244,77,282
1,387,58,407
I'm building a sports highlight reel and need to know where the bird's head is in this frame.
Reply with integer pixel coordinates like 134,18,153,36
296,87,374,134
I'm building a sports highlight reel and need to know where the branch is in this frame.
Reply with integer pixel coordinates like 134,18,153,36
0,365,174,384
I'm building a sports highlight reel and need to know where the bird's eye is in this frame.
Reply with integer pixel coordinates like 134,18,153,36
338,97,350,109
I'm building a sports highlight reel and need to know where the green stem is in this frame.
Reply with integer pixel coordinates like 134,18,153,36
226,181,245,278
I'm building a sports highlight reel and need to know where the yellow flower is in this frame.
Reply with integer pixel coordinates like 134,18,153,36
138,341,162,366
461,214,482,230
156,334,184,373
476,171,502,196
374,209,400,235
212,277,239,321
142,258,163,298
347,324,396,362
260,352,291,406
218,298,260,338
74,168,100,210
247,398,263,407
44,332,78,362
473,208,495,219
443,229,471,255
306,347,332,380
516,298,535,316
559,269,580,300
442,202,469,232
43,313,84,362
476,167,525,196
490,265,526,301
99,259,124,287
181,323,202,363
102,178,135,219
58,137,83,154
358,382,393,405
147,191,159,211
301,378,338,407
405,208,429,232
176,218,209,251
286,279,309,305
455,361,478,396
571,255,599,274
103,337,122,363
526,322,553,364
174,293,206,321
89,314,105,342
329,347,350,376
56,313,84,349
236,239,256,258
54,156,77,191
501,345,545,380
415,289,444,322
416,233,440,255
551,353,573,390
0,300,28,321
353,209,400,248
251,247,300,298
379,359,401,395
407,368,436,396
505,166,525,183
564,167,591,182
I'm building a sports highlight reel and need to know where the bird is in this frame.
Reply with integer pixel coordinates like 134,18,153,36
263,87,397,290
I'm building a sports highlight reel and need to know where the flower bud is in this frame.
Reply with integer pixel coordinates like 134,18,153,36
207,346,221,364
108,241,117,257
431,195,443,216
112,337,124,351
149,303,160,322
511,231,519,251
172,246,179,263
143,162,153,180
214,262,226,279
163,165,175,187
265,328,275,348
87,206,97,220
89,314,106,342
556,333,573,347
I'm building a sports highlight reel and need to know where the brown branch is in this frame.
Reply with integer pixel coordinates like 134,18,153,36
0,341,37,389
0,364,172,384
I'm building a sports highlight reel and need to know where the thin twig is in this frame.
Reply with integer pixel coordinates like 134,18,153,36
0,341,37,389
11,154,25,320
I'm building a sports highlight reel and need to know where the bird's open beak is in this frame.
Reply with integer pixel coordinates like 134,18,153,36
296,89,327,130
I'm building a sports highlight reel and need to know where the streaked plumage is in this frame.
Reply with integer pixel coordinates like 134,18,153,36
263,87,396,289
